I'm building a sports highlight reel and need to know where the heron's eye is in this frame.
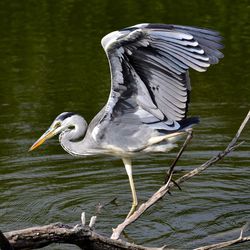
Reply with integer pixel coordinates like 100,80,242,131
68,125,75,130
54,122,61,129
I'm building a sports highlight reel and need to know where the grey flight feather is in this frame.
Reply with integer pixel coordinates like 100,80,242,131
91,23,223,147
34,23,223,156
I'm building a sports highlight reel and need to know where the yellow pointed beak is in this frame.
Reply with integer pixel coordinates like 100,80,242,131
29,128,56,151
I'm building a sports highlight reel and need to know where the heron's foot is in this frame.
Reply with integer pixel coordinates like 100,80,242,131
126,202,137,219
164,128,193,188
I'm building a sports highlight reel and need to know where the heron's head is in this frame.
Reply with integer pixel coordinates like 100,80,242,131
29,112,81,151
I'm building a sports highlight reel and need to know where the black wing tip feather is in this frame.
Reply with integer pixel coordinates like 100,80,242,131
121,23,223,38
121,23,224,52
132,23,222,36
179,116,200,130
124,23,224,45
120,23,224,51
104,23,223,124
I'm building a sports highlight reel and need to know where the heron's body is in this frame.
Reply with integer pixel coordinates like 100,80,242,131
30,23,223,217
59,107,195,157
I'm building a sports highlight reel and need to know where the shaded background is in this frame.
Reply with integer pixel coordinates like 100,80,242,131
0,0,249,249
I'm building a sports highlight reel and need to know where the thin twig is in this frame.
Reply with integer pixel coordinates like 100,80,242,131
194,223,250,250
194,236,250,250
89,216,97,228
111,110,250,240
81,212,86,226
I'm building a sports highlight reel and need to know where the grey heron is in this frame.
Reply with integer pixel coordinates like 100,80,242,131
29,23,223,218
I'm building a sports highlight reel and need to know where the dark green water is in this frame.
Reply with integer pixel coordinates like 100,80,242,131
0,0,249,249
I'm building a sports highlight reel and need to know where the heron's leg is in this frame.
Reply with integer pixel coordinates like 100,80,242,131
122,157,138,218
165,128,193,185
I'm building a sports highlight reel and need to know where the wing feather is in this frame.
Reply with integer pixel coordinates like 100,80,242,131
95,23,223,141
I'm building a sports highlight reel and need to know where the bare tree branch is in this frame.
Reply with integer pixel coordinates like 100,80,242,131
194,224,250,250
111,110,250,240
3,223,167,250
195,236,250,250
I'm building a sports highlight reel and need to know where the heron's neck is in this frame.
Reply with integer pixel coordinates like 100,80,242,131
59,119,89,156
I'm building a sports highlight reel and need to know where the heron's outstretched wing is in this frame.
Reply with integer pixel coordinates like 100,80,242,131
92,23,223,141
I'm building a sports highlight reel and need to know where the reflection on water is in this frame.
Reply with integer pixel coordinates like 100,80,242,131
0,0,249,249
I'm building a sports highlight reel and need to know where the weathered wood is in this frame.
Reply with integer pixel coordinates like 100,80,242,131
3,223,164,250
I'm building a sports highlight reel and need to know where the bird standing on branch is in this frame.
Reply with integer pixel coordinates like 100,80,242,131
29,23,224,218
